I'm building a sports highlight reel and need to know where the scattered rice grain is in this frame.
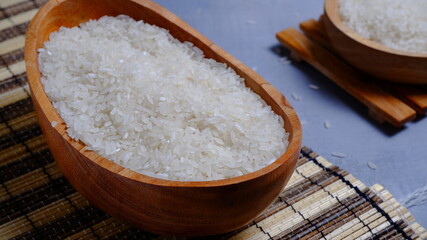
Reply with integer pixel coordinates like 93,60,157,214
367,161,377,170
309,84,319,90
324,120,331,129
291,93,301,101
279,57,291,65
331,152,346,158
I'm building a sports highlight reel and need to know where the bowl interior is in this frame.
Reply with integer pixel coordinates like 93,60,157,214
26,0,302,187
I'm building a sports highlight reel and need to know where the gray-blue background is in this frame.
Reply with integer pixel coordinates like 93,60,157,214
154,0,427,227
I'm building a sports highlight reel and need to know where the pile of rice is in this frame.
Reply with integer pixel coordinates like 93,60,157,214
338,0,427,53
38,15,289,181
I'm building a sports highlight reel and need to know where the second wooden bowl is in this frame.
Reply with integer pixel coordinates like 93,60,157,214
25,0,302,236
323,0,427,84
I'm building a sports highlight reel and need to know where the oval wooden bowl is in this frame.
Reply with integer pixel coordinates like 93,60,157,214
25,0,302,236
324,0,427,84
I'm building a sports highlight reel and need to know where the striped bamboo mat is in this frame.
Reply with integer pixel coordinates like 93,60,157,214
1,0,426,239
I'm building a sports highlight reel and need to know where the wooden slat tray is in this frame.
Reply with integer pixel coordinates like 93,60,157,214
276,17,427,127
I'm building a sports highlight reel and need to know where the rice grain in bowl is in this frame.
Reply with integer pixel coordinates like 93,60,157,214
25,0,302,236
38,15,289,182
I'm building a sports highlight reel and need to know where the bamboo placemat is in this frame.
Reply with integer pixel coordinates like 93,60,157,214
1,1,427,239
276,17,427,128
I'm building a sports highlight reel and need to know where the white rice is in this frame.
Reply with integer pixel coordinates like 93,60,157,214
367,161,378,170
338,0,427,53
38,15,289,181
308,84,319,90
323,120,331,129
331,152,346,158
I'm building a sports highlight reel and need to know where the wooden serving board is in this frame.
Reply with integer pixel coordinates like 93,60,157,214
276,17,427,128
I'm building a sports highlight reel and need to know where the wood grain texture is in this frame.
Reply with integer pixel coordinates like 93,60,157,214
276,28,416,127
323,0,427,84
24,0,302,236
299,18,333,52
378,83,427,115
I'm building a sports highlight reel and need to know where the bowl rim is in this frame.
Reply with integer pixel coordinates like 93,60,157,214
324,0,427,58
25,0,302,188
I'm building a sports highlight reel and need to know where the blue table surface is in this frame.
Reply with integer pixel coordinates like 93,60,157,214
154,0,427,227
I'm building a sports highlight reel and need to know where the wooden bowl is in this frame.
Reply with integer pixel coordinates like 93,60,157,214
323,0,427,84
25,0,302,236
